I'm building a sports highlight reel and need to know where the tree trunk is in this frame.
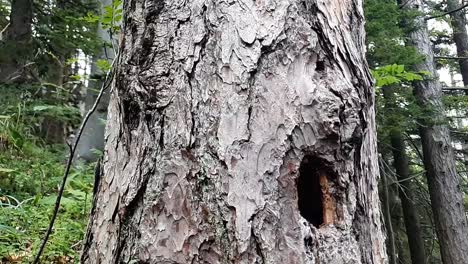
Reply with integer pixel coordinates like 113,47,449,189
76,0,114,162
382,86,427,264
446,0,468,166
379,156,397,264
447,0,468,90
389,133,427,264
82,1,386,263
402,1,468,263
0,0,33,82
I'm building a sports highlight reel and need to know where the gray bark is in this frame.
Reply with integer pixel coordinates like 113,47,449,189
447,0,468,89
82,1,386,263
403,1,468,263
76,0,114,162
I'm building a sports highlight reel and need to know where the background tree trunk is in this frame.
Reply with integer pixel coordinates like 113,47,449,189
0,0,33,82
382,85,427,264
82,1,386,263
379,156,397,264
446,0,468,167
403,1,468,263
447,0,468,90
76,0,114,162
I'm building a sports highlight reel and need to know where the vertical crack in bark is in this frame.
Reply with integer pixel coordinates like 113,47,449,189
245,69,258,141
113,150,154,263
158,112,165,150
250,225,265,264
111,199,120,223
187,5,209,148
144,0,165,23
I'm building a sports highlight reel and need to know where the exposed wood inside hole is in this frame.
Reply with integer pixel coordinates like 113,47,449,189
297,155,336,228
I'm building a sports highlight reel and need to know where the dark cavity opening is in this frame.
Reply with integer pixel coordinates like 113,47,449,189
122,98,141,131
297,155,326,228
316,60,326,71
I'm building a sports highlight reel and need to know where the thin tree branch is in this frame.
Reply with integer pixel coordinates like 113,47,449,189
435,56,468,60
442,86,468,90
404,133,424,162
426,3,468,20
32,54,118,264
398,0,414,9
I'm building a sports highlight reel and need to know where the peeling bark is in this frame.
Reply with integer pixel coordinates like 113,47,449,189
82,1,386,263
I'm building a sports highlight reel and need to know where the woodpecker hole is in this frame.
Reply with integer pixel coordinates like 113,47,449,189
316,60,326,71
297,155,336,228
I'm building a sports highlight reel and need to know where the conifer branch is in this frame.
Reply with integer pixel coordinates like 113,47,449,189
426,3,468,20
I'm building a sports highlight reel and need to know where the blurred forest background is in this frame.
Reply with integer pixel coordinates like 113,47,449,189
0,0,466,263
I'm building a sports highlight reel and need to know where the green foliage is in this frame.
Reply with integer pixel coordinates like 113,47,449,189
0,0,118,258
83,0,123,35
366,1,468,263
96,59,112,72
443,95,468,110
0,84,94,262
364,0,423,67
0,0,8,29
372,64,429,87
0,167,93,262
33,0,101,57
0,0,116,261
102,0,123,33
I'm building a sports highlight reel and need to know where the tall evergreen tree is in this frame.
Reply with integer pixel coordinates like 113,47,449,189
402,1,468,263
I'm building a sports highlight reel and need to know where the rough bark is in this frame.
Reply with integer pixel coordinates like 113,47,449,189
403,1,468,263
82,1,386,263
447,0,468,90
382,86,427,264
76,0,114,162
0,0,33,82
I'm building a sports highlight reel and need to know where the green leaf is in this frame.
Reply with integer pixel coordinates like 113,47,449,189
114,14,122,23
69,74,82,81
372,64,427,87
65,57,79,65
8,128,24,148
33,105,55,112
418,70,431,76
113,0,123,7
0,224,18,234
39,195,74,206
83,12,100,23
0,168,15,173
96,59,111,72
